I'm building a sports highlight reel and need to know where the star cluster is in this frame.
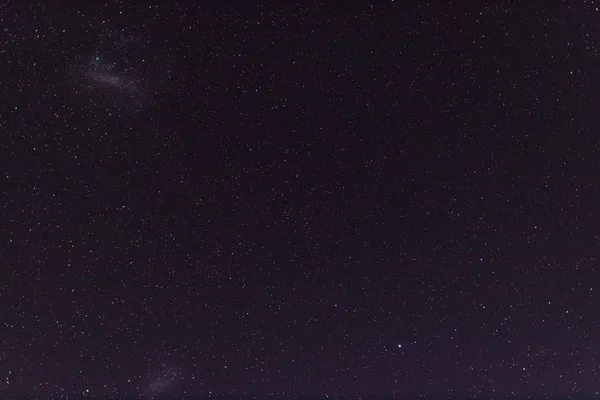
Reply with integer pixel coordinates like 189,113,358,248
2,1,600,399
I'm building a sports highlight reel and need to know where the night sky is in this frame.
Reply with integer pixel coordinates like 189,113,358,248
2,1,600,399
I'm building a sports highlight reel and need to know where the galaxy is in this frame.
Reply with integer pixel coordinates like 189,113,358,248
66,26,168,115
2,2,600,399
143,366,180,397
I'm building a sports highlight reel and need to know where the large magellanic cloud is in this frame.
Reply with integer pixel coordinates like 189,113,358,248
68,28,171,115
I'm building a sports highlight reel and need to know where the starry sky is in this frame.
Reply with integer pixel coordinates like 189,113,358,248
2,1,600,399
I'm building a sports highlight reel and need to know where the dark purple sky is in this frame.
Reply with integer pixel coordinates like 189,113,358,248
2,1,600,398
